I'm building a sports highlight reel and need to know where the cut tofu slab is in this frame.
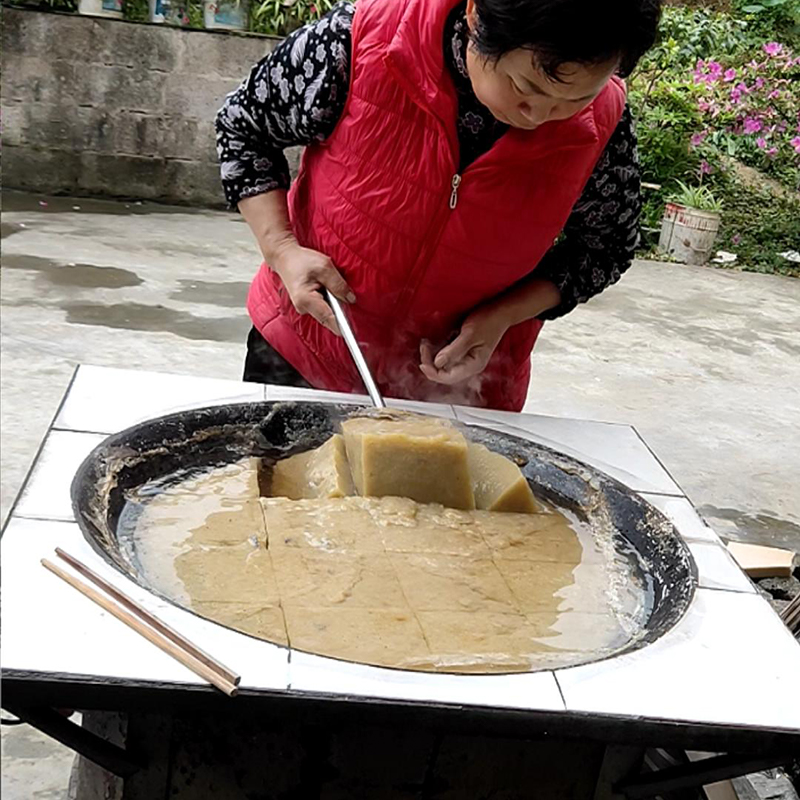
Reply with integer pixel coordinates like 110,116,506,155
341,413,475,510
269,434,354,500
726,541,796,578
468,442,541,513
191,602,288,645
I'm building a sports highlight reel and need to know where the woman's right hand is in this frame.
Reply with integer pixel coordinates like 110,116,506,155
271,241,356,337
237,192,355,337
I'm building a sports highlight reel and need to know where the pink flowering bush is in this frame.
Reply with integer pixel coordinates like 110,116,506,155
629,4,799,274
690,42,800,186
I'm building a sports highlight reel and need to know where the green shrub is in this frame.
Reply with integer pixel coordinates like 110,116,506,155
122,0,149,21
732,0,800,42
249,0,334,36
712,176,800,275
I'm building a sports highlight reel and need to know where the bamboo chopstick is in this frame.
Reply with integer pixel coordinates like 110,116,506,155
42,558,238,697
54,547,240,686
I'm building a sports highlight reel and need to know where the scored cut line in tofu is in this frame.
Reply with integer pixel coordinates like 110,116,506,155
190,602,288,645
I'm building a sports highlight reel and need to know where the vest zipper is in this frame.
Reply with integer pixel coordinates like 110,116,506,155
449,174,462,209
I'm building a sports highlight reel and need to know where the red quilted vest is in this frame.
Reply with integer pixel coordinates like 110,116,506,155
247,0,625,410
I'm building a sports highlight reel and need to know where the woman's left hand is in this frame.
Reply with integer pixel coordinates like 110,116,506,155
419,307,508,385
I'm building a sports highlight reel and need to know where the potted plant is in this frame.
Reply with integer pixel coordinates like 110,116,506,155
658,180,723,266
204,0,247,29
78,0,123,17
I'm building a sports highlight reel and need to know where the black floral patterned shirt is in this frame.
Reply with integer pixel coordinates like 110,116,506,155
216,2,641,320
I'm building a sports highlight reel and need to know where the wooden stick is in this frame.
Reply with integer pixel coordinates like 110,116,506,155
781,592,800,635
55,547,240,686
42,559,238,697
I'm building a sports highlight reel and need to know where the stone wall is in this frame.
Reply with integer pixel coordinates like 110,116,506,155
1,8,296,207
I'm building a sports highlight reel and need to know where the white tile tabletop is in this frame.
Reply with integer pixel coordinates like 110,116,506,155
555,588,800,731
687,541,756,594
639,494,723,545
289,651,565,711
454,406,683,496
265,384,458,420
1,518,290,691
4,365,797,738
55,365,266,435
13,430,108,522
264,384,369,405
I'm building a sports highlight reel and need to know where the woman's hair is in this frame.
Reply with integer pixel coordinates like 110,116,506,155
471,0,662,79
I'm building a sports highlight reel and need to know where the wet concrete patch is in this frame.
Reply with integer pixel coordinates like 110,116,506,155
61,301,249,343
700,505,800,551
1,222,25,239
2,255,143,289
2,190,203,216
169,279,250,308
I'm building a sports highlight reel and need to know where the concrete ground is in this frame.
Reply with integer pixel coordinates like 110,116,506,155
2,189,799,796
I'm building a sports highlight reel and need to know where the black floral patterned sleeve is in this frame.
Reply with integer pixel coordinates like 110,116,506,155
214,3,355,207
535,105,641,321
216,0,641,320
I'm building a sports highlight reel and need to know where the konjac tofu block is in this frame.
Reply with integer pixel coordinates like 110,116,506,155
270,547,407,609
282,606,431,668
261,496,384,553
341,414,475,509
467,443,542,513
390,553,518,613
269,434,354,500
174,544,280,605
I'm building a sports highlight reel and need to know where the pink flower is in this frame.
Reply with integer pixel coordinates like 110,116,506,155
723,68,737,82
730,88,742,105
699,160,713,176
756,137,767,149
791,137,800,154
732,234,741,245
768,90,781,100
690,131,707,147
764,42,783,57
767,147,778,157
743,117,762,134
754,77,765,89
707,61,722,76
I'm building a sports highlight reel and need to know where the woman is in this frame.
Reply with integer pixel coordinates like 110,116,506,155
217,0,659,410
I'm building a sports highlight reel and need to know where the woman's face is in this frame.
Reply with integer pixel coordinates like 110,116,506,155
464,0,618,130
